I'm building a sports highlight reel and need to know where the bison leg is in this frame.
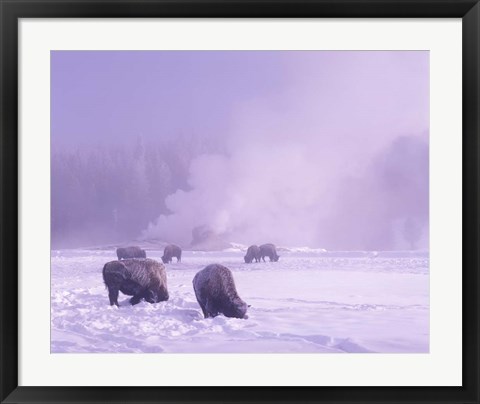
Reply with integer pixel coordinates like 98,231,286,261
205,299,219,318
130,286,151,305
130,293,143,305
199,302,209,318
197,302,208,318
108,287,120,307
194,289,209,318
200,299,213,318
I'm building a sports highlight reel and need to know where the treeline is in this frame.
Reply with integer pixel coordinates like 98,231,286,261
51,135,220,248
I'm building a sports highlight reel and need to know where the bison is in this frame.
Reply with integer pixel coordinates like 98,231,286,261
193,264,248,319
244,245,261,263
259,243,280,262
102,258,169,306
161,244,182,264
116,246,146,260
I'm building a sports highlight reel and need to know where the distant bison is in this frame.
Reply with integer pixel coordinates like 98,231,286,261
193,264,248,319
259,243,280,262
116,246,146,260
102,258,168,306
244,245,261,263
161,244,182,264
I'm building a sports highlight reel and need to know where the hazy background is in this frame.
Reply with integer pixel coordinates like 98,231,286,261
51,51,429,250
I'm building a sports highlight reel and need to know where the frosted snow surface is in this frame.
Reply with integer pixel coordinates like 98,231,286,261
51,250,429,353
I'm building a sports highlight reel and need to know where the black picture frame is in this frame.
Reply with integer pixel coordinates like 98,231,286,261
1,0,478,403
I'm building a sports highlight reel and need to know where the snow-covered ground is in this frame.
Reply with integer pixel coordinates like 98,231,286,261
51,249,429,353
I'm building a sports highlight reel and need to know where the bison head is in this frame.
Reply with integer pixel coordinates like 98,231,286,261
144,289,159,303
225,298,248,319
145,287,169,303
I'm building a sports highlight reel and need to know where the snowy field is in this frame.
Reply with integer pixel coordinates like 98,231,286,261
51,249,429,353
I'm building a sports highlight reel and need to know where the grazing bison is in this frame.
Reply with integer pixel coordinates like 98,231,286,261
161,244,182,264
102,258,168,306
193,264,248,319
116,246,146,260
259,243,280,262
244,245,261,263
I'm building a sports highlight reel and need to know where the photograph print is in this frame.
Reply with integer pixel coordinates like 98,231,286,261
51,50,429,353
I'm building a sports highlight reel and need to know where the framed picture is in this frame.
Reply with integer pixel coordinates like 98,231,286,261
1,0,478,403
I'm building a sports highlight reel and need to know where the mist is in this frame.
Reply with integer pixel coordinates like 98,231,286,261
52,51,429,250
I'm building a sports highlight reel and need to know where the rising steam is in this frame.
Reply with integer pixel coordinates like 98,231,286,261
144,51,429,250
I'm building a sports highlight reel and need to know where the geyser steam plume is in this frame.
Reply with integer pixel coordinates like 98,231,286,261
143,51,429,250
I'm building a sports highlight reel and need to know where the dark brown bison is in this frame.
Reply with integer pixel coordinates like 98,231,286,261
116,246,146,260
161,244,182,264
193,264,248,319
259,243,280,262
244,245,261,263
102,259,168,306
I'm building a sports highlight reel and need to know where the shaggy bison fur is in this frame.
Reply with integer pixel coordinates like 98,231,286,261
116,246,146,260
244,245,261,263
161,244,182,264
102,259,168,306
193,264,248,319
259,243,280,262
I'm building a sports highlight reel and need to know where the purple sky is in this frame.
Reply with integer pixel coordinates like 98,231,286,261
52,51,293,150
51,51,429,250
